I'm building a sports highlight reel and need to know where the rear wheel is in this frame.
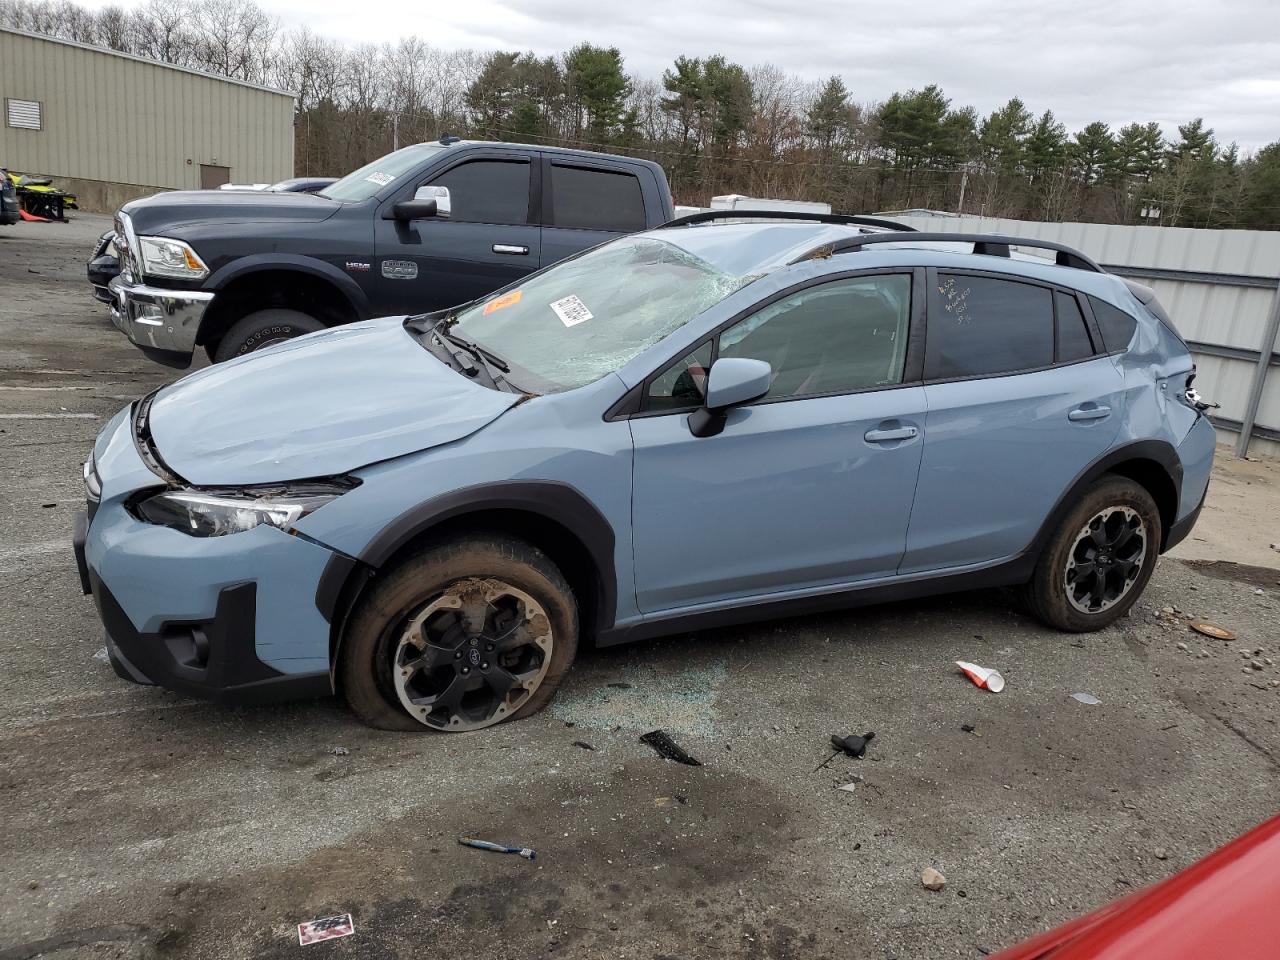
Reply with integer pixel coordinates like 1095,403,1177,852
211,308,324,363
339,535,578,732
1023,476,1161,632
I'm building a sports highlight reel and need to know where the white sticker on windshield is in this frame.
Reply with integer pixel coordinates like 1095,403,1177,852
364,172,395,186
550,295,593,328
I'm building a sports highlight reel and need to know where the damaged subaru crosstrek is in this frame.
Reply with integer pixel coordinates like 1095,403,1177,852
74,213,1216,731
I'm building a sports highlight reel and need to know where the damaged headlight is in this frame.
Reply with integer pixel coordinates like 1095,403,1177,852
137,235,209,281
134,479,356,537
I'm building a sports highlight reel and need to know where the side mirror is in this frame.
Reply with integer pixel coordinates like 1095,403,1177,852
688,357,772,437
391,185,451,221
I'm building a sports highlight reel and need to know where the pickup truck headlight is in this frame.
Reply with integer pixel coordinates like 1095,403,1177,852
135,480,355,537
137,235,209,281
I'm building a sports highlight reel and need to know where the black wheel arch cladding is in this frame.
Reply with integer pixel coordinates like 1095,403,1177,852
316,480,617,667
1031,438,1182,556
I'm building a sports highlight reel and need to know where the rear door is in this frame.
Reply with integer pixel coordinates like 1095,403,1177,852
900,271,1124,574
373,152,541,315
629,271,927,613
539,159,650,268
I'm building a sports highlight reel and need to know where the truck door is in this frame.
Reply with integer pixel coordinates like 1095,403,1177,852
373,152,541,315
539,159,650,268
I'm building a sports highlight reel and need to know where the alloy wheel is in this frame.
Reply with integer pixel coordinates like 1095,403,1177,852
392,577,553,730
1063,505,1147,614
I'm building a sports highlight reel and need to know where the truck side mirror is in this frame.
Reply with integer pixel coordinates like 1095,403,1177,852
391,186,451,221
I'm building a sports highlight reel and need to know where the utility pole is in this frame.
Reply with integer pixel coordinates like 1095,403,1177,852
392,114,400,151
957,168,968,215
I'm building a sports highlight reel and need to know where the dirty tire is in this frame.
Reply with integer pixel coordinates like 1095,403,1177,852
211,308,324,363
339,535,578,732
1023,474,1161,632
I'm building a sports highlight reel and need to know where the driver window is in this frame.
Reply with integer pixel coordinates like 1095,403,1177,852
425,160,530,225
718,274,911,400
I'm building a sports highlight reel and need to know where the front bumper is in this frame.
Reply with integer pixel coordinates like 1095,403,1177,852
108,275,213,369
76,409,339,706
88,567,331,705
87,232,119,304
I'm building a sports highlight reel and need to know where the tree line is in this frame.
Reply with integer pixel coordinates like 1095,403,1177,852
4,0,1279,229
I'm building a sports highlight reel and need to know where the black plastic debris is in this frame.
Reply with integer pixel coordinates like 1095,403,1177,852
572,740,595,751
830,732,876,758
640,729,702,766
960,724,975,733
606,681,633,689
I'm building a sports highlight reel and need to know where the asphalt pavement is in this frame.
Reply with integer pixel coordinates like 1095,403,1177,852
1,215,1278,960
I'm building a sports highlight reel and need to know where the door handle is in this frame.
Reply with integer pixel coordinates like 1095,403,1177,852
1068,404,1111,422
492,244,529,255
864,425,918,443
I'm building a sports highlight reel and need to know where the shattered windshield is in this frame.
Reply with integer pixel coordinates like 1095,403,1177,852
451,236,747,392
319,144,444,202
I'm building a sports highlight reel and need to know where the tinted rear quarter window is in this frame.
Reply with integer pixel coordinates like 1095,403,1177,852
428,159,530,224
1055,291,1095,362
551,164,647,231
927,274,1054,379
1088,296,1139,352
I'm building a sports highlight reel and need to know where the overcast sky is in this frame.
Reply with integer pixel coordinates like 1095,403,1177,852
90,0,1280,149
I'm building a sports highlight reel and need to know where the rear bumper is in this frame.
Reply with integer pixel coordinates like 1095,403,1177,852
1163,485,1205,552
1164,413,1215,552
108,276,212,368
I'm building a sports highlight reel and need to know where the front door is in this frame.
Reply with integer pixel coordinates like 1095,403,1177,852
629,273,926,613
901,273,1125,573
373,155,541,315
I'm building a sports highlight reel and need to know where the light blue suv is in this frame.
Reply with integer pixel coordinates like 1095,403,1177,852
74,213,1216,731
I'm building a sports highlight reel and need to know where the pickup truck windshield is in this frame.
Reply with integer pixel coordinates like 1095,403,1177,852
452,235,745,392
319,144,445,202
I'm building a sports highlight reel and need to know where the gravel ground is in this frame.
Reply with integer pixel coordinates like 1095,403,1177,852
1,215,1278,960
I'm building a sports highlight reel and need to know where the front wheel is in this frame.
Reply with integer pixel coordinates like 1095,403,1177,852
211,308,324,363
339,535,579,731
1023,475,1162,632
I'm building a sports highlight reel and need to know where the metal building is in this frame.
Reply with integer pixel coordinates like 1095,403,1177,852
1,27,294,213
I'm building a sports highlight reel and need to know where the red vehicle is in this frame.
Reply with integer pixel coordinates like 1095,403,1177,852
993,815,1280,959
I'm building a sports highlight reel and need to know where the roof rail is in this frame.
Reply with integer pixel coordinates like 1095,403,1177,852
660,210,918,232
790,231,1103,272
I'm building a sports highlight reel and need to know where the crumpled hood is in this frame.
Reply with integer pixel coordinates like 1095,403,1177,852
122,190,339,234
147,318,520,486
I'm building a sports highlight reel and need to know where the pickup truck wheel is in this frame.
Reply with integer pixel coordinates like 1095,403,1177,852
339,535,579,732
211,308,324,363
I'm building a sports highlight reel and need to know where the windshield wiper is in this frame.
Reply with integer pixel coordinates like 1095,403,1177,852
431,331,482,379
441,330,510,373
426,322,522,393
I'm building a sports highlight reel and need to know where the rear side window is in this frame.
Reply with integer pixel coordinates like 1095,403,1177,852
1055,291,1095,362
926,274,1054,379
550,165,646,232
1088,296,1139,352
427,159,530,224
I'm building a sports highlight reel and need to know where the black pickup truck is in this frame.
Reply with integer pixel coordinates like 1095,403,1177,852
89,139,674,366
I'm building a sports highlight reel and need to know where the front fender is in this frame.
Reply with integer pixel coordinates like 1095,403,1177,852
205,254,373,321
